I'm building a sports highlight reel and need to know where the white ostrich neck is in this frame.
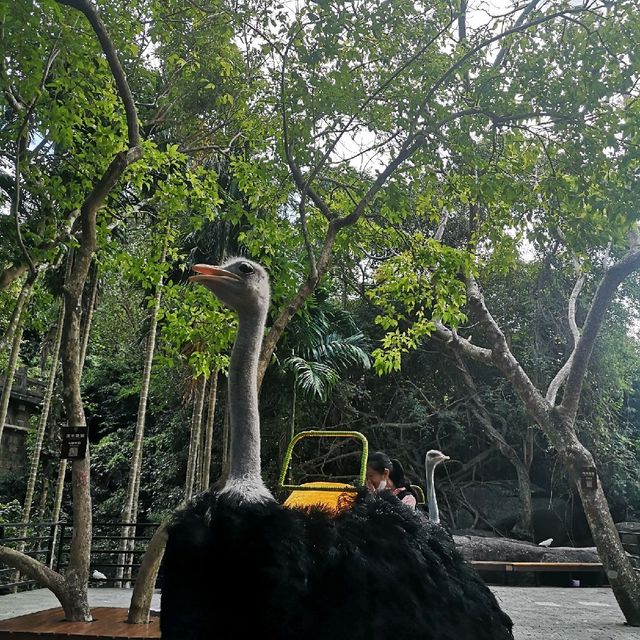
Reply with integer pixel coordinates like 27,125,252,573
223,308,274,503
426,462,440,524
227,311,266,485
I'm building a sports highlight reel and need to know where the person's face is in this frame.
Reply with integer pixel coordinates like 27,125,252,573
366,466,390,492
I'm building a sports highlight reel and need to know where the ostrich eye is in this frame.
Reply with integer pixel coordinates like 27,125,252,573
239,262,254,275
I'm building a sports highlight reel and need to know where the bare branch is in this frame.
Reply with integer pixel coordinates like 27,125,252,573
560,241,640,422
433,210,449,241
335,134,425,230
305,15,456,187
451,349,520,460
279,29,335,223
546,262,586,405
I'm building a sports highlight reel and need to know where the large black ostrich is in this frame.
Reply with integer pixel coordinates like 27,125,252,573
160,258,514,640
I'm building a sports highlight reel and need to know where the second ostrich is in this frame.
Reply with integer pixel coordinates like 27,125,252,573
425,449,449,523
161,258,514,640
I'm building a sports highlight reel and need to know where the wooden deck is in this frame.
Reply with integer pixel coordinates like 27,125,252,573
0,608,160,639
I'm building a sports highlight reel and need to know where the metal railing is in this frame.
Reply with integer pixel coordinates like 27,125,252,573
0,520,160,593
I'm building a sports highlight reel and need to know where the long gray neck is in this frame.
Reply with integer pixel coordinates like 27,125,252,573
223,308,273,502
426,461,440,523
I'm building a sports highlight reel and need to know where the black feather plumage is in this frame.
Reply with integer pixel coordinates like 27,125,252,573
161,488,513,640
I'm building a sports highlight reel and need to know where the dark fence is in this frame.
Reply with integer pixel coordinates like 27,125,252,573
0,520,160,594
0,521,60,592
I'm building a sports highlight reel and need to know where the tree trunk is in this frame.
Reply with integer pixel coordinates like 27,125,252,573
0,318,27,446
12,302,65,585
185,375,206,500
512,462,533,540
0,271,34,353
219,393,230,485
200,370,218,490
460,269,640,625
22,302,64,522
551,424,640,625
127,521,168,624
60,270,93,621
0,274,34,445
117,256,165,586
78,262,98,369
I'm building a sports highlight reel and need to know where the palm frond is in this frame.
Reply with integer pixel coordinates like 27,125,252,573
284,356,340,401
306,332,371,371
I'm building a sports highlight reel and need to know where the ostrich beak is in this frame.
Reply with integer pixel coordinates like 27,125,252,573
189,264,242,285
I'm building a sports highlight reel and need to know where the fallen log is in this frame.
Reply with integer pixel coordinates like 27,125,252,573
453,534,599,563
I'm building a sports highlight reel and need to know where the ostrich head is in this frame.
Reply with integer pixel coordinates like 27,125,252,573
189,257,273,502
425,449,449,468
425,449,449,523
190,258,270,317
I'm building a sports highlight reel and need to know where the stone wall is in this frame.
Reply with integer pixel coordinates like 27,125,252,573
0,368,45,478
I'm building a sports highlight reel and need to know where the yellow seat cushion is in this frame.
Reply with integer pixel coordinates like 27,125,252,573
283,481,357,515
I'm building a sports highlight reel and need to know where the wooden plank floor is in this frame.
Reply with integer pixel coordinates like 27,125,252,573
0,608,160,639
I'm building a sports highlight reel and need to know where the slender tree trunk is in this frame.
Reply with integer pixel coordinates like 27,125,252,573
199,370,219,490
78,263,98,369
49,458,67,567
11,302,65,585
220,392,230,485
0,274,35,445
0,272,34,353
117,253,165,586
512,463,533,539
22,302,64,522
0,321,26,445
185,375,206,500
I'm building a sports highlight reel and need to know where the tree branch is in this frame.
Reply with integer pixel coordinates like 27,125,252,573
546,262,586,405
559,239,640,422
465,273,552,427
0,545,65,597
57,0,140,148
433,321,493,366
279,30,335,223
419,5,591,114
451,348,521,463
304,15,456,189
335,133,425,230
258,221,340,388
493,0,543,69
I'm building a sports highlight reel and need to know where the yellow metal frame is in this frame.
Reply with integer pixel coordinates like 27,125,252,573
411,484,426,505
278,430,369,492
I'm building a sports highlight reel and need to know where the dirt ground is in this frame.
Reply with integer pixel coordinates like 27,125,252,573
0,586,637,638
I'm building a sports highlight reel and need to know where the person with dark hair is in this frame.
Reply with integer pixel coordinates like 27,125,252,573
366,451,417,509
